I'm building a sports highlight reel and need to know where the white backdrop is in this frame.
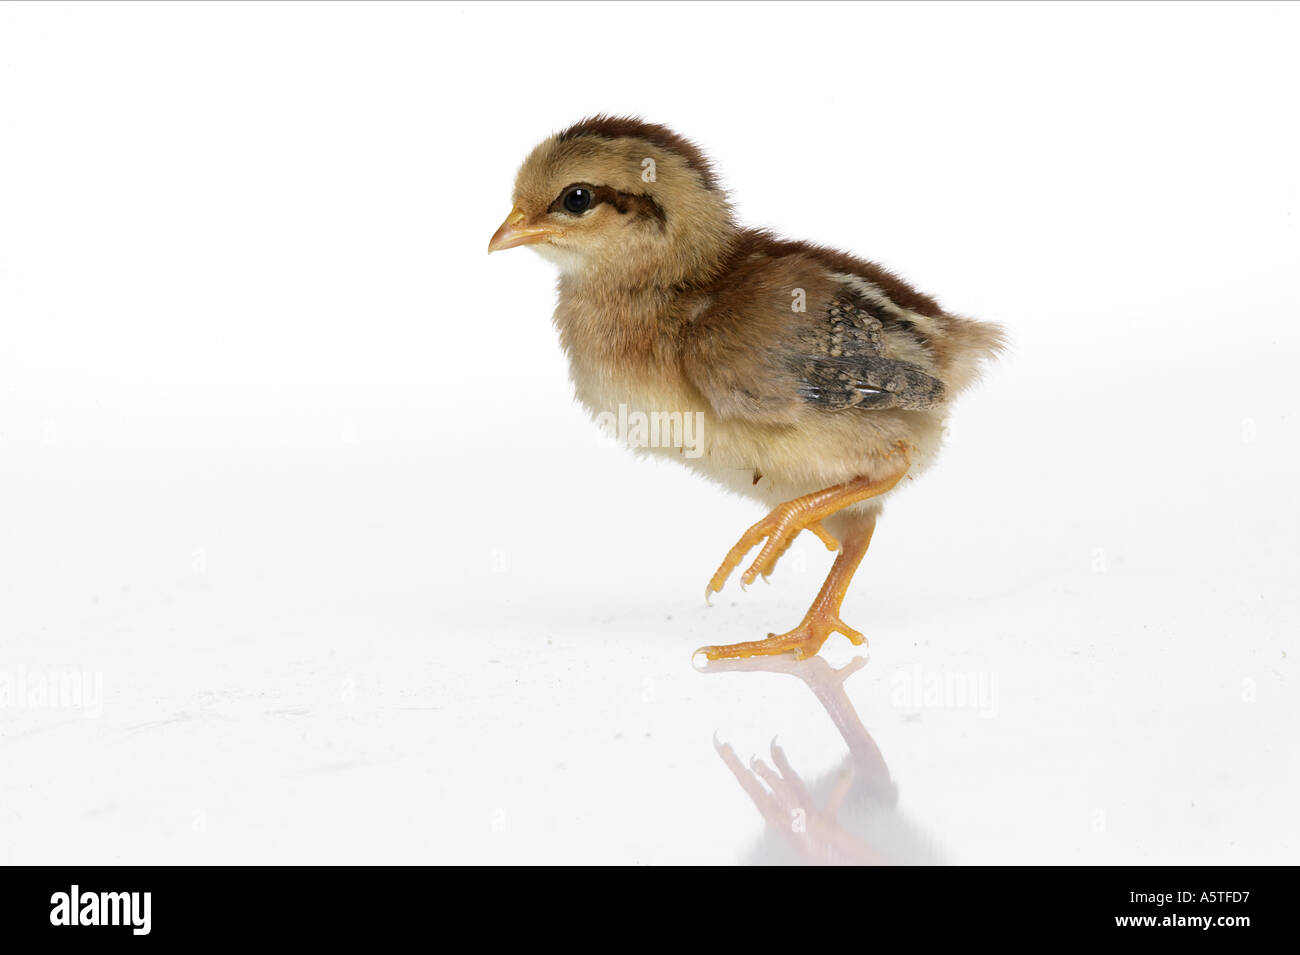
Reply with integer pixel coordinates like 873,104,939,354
1,2,1296,864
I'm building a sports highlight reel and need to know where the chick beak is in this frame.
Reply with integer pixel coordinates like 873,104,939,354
488,206,561,253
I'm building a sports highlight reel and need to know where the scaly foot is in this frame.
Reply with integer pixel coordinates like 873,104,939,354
696,608,865,661
704,463,908,603
705,512,838,601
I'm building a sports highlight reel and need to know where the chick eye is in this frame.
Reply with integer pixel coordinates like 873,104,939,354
561,186,592,214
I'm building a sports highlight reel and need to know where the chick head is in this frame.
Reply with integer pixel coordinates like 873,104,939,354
489,115,734,284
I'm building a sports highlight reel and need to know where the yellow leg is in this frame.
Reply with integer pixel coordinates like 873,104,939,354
745,520,839,584
705,460,908,599
698,514,879,660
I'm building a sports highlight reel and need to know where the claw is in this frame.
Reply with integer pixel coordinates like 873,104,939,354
709,514,835,596
833,616,866,646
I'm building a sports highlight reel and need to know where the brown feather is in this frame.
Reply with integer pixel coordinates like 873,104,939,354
557,114,720,191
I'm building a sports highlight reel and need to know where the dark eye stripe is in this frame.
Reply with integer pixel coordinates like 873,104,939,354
547,183,666,225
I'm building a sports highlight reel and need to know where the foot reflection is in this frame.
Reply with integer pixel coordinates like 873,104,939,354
700,655,943,865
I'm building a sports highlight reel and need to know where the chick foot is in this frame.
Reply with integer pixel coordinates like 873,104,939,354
706,517,837,599
697,609,865,661
698,505,884,661
705,464,907,600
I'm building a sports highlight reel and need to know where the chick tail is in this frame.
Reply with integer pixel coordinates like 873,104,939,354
940,313,1007,396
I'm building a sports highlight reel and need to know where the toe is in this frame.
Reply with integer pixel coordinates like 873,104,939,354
832,617,866,646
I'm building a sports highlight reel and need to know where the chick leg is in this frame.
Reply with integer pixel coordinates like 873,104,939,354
698,513,878,660
706,461,908,598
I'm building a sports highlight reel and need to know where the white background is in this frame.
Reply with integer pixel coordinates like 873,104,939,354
1,2,1296,864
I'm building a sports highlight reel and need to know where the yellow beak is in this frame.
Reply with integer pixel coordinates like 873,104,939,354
488,206,561,253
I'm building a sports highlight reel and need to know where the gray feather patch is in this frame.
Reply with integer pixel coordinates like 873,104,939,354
793,298,946,411
796,355,945,410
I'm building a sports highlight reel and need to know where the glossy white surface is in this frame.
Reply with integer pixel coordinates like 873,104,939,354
2,3,1297,864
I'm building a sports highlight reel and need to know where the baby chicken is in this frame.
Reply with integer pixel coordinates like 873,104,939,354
489,116,1003,660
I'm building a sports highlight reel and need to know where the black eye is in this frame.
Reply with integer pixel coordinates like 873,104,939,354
562,186,592,214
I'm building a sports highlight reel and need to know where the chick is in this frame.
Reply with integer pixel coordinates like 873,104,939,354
489,116,1003,660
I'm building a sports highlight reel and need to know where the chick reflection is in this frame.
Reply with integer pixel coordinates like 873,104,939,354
701,655,943,865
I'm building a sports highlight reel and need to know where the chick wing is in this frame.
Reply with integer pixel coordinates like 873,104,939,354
682,237,949,422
